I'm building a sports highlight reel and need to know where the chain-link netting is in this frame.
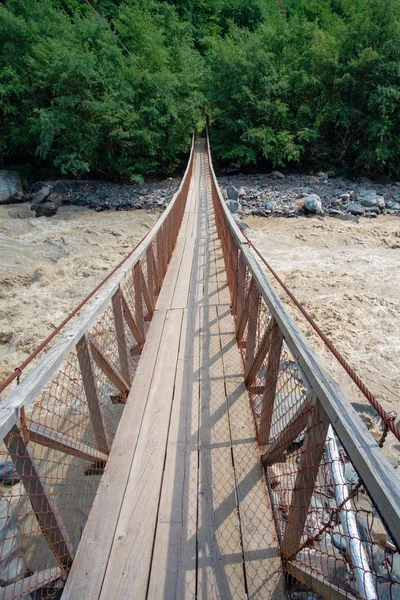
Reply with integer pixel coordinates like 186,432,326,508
0,142,194,599
207,135,400,600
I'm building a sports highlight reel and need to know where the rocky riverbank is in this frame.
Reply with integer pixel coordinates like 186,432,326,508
0,170,180,217
218,171,400,220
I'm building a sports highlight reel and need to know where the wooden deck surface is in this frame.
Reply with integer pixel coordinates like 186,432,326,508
62,140,284,599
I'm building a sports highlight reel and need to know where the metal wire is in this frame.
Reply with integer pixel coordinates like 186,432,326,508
0,229,150,395
243,230,400,444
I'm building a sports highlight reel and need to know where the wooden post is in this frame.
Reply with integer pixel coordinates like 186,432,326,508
5,426,74,569
146,246,155,307
281,397,330,558
112,288,131,386
87,334,130,394
76,335,110,455
261,401,311,466
258,321,283,446
0,567,65,600
26,419,109,465
231,245,239,316
157,232,164,281
152,246,161,295
168,216,174,259
162,223,168,274
235,251,246,325
236,277,255,342
120,291,146,348
244,284,260,375
244,317,274,386
139,264,154,319
133,264,145,343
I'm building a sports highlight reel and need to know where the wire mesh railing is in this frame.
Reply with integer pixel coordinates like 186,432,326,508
0,138,194,600
206,133,400,600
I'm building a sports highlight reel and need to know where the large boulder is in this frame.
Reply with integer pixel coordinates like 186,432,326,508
264,200,277,212
226,199,241,214
359,194,385,209
34,201,59,218
0,171,23,204
387,200,400,210
47,192,63,208
347,202,365,216
226,185,239,201
30,185,52,209
304,194,322,214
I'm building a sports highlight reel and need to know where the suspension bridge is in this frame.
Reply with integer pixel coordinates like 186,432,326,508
0,137,399,600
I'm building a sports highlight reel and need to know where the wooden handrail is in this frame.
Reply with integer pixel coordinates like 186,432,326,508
206,130,400,553
0,135,195,441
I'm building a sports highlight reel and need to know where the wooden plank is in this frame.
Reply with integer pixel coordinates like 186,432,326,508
76,334,110,454
197,304,246,599
87,333,130,395
0,137,195,440
147,308,200,599
177,210,190,239
217,305,285,599
258,321,284,446
286,560,357,600
155,236,187,312
205,277,220,306
62,309,168,600
188,236,204,309
0,567,65,600
281,397,330,558
139,263,154,319
26,419,109,464
5,426,74,569
120,290,145,347
112,288,131,386
261,401,311,466
99,309,183,600
171,235,196,310
212,240,230,305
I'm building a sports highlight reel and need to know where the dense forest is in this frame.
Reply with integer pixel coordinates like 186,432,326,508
1,0,400,181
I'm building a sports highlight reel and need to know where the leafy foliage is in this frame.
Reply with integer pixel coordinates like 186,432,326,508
1,0,400,178
0,0,202,179
206,0,400,175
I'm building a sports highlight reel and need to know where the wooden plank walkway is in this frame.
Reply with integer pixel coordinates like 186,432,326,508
62,140,284,599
